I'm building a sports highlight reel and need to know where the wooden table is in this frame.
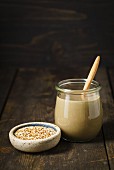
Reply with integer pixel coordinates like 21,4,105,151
0,66,114,170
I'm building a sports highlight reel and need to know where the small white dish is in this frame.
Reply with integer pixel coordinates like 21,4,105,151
9,122,61,152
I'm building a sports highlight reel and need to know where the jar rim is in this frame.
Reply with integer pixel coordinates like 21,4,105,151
55,78,101,94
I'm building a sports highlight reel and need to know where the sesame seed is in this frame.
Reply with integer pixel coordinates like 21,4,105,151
14,126,56,140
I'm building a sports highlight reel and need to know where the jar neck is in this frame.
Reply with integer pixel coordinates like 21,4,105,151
55,79,101,95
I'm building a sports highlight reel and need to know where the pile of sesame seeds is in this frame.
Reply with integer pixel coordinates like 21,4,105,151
14,126,56,140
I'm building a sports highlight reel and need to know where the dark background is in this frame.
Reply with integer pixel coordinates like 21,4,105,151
0,0,114,68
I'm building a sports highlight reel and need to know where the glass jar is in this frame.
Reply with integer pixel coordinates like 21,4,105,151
54,79,103,142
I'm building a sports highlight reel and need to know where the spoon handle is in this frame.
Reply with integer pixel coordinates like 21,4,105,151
83,56,100,90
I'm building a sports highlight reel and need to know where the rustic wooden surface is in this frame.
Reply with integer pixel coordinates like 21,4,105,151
107,68,114,169
0,0,114,169
0,69,16,115
96,68,114,170
0,0,114,67
0,67,114,170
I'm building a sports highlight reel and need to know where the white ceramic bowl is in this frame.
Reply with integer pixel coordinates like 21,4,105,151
9,122,61,152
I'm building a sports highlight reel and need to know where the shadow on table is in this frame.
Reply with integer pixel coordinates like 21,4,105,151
102,119,114,140
30,119,114,155
41,138,73,155
90,119,114,143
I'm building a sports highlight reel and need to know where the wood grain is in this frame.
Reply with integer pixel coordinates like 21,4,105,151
107,68,114,169
0,67,109,170
96,68,114,170
0,0,114,67
0,69,16,116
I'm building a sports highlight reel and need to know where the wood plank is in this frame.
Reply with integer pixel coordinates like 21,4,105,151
108,68,114,99
0,67,109,170
0,0,114,67
96,68,114,170
0,69,16,115
107,68,114,169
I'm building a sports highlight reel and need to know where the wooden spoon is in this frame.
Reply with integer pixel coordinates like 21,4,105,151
83,56,100,90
